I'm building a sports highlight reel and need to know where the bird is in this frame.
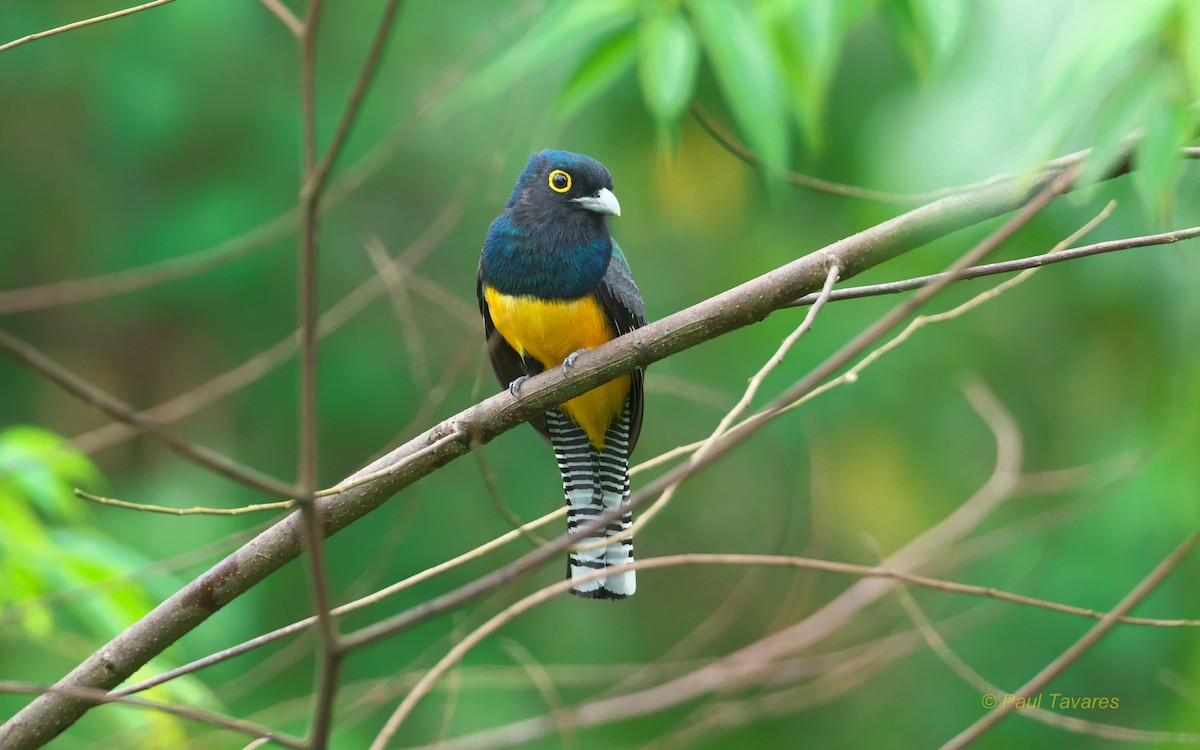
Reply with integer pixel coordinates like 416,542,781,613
477,150,646,599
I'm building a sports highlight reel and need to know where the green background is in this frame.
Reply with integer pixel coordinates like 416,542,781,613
2,0,1199,747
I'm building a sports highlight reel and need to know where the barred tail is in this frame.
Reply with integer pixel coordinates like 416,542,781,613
546,404,636,599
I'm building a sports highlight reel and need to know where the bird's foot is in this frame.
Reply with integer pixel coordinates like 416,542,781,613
508,375,531,397
561,349,590,375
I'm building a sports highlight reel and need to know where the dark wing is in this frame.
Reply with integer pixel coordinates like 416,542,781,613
593,241,648,452
478,262,550,441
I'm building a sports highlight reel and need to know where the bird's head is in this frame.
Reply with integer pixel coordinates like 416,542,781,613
507,150,621,225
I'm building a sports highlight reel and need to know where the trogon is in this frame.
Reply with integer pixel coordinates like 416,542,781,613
477,150,646,599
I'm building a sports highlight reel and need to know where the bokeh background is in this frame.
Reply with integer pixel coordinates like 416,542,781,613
2,0,1200,747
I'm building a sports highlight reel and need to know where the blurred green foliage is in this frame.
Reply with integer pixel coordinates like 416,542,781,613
1,0,1199,748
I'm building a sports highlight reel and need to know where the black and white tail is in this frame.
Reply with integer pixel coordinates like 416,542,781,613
545,403,635,599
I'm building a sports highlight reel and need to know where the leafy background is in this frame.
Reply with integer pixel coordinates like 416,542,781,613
2,0,1199,747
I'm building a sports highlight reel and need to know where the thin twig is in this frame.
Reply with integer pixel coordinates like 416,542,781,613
943,528,1200,748
690,102,1058,205
0,328,297,498
691,103,1200,205
303,0,406,199
365,237,432,391
367,199,1105,750
113,491,1198,700
574,263,840,553
257,0,303,37
0,681,304,749
571,168,1077,557
75,489,295,516
296,3,341,749
0,81,447,316
0,148,1127,747
115,508,563,696
643,201,1116,475
345,168,1080,654
498,640,578,750
433,665,465,747
70,194,468,455
473,443,548,547
0,0,176,54
366,546,1197,746
603,486,795,699
894,587,1200,745
788,221,1200,308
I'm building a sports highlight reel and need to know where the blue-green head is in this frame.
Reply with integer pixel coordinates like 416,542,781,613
481,150,621,299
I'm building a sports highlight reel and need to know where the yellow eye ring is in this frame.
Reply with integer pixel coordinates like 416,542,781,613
548,169,571,193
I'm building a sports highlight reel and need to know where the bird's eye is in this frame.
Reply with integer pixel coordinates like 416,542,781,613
548,170,571,193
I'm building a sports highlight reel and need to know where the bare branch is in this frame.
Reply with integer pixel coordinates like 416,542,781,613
0,149,1129,748
70,194,467,455
575,263,840,553
0,327,297,498
367,547,1200,746
473,443,548,547
296,2,342,747
690,102,1084,205
788,221,1199,308
0,67,458,317
114,509,560,696
407,379,1026,750
75,489,295,516
303,0,406,199
498,640,577,750
258,0,303,37
0,0,176,54
692,102,1200,205
0,681,303,749
365,237,432,391
942,529,1200,748
894,588,1200,745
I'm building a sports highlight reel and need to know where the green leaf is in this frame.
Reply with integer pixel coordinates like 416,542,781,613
1038,0,1176,113
638,12,700,143
1134,93,1192,223
553,29,637,122
0,426,103,523
1176,1,1200,101
442,0,637,115
770,0,839,152
688,0,791,173
880,0,965,76
1077,70,1163,190
48,529,159,634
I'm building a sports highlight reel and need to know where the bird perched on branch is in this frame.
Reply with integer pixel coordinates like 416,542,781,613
477,150,646,599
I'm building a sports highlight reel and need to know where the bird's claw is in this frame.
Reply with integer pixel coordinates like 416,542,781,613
508,375,531,397
561,349,590,375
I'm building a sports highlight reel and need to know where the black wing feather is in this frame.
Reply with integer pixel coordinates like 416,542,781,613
593,246,647,452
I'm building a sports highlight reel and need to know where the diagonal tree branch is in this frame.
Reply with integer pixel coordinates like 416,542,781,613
0,0,177,54
942,528,1200,748
0,328,298,498
0,150,1134,749
303,0,406,200
69,193,468,455
787,224,1200,308
893,587,1200,745
0,682,303,749
258,0,303,37
0,61,458,317
340,161,1084,655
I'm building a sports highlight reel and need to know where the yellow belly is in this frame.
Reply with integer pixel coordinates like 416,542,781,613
485,286,630,448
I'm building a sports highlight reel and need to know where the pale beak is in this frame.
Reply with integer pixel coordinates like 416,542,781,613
574,187,621,217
